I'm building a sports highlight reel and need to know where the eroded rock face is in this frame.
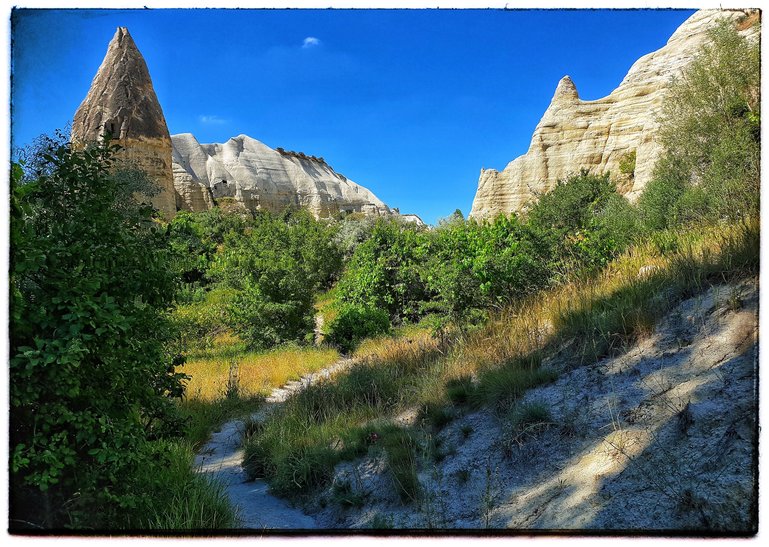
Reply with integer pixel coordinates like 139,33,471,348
72,27,177,217
470,9,759,220
171,133,393,219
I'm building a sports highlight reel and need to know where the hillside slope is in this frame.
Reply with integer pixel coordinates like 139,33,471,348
306,278,758,531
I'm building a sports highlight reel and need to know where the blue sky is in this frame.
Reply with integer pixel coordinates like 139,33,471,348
11,8,695,224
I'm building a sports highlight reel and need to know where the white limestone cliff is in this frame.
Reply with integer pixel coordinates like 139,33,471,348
172,133,392,219
469,9,759,220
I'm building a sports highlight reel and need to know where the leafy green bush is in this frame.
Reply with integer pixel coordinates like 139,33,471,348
209,209,342,350
337,219,430,322
167,210,246,299
424,215,552,321
326,304,391,352
9,137,187,528
618,150,636,177
640,21,760,229
526,170,628,275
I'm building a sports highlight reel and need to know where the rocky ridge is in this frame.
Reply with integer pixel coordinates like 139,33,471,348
172,133,393,218
469,9,759,220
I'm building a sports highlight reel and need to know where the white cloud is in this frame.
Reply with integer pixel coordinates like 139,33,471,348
198,115,228,125
302,36,321,49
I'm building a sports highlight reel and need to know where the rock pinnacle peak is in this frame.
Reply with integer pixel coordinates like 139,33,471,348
553,75,579,101
71,26,177,216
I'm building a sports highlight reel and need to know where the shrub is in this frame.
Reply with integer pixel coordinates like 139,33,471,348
9,137,187,528
336,219,431,322
210,209,342,350
526,171,623,275
618,150,637,177
423,214,552,321
326,304,391,352
641,21,760,230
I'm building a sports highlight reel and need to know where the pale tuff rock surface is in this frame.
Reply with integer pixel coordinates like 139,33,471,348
470,9,759,220
306,279,758,531
172,133,393,219
72,27,177,217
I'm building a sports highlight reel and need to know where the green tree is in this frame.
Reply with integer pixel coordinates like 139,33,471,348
423,215,551,322
167,209,247,300
526,170,621,275
336,219,431,322
211,209,342,349
640,19,760,227
9,138,186,528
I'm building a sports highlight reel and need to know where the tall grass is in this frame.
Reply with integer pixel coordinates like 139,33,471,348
183,345,340,402
242,334,443,500
131,440,237,530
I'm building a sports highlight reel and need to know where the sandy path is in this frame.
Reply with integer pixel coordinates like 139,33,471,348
194,358,355,529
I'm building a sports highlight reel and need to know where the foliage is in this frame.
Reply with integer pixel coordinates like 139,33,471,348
9,138,187,528
210,209,342,349
170,287,238,351
335,173,633,328
124,440,236,529
167,209,247,302
526,170,622,275
640,21,760,228
423,215,550,322
618,150,636,177
336,219,431,322
334,214,378,258
326,304,392,353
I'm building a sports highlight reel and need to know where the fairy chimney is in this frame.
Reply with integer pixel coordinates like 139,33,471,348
72,27,176,217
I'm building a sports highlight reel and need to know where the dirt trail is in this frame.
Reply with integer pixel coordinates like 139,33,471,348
194,358,355,529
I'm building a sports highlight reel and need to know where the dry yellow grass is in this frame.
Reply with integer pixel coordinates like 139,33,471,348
183,346,340,402
354,323,437,361
447,219,755,381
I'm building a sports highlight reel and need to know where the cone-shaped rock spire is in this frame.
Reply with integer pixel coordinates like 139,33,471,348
552,75,579,101
72,27,176,217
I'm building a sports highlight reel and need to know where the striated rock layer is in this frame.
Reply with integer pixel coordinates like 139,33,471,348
470,9,759,220
171,133,393,218
72,27,177,217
